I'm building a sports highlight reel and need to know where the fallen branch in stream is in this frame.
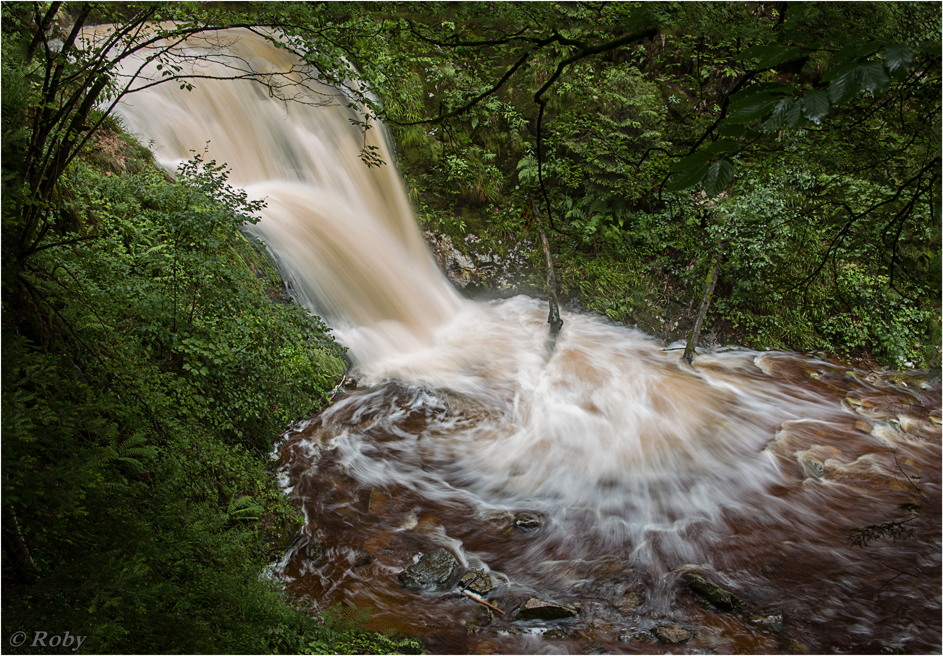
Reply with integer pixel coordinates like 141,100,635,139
460,590,505,615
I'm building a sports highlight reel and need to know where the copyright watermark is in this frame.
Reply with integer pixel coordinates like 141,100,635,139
9,631,86,651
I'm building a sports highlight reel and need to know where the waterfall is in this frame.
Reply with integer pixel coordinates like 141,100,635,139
101,27,941,654
109,27,781,520
105,28,462,361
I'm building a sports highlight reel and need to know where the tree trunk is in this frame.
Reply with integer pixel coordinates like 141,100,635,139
3,503,39,584
684,251,721,364
537,224,563,337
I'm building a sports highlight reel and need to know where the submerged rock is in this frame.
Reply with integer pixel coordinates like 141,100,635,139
351,548,372,567
576,618,618,643
459,570,502,595
367,487,390,515
748,610,785,634
513,512,543,532
544,628,573,639
780,637,810,652
516,598,579,621
683,572,746,611
398,548,461,590
466,605,495,629
652,623,695,643
617,591,641,613
618,630,655,643
306,539,325,565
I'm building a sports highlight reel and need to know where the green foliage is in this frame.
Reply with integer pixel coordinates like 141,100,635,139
2,142,347,652
658,4,942,196
266,603,424,655
558,248,662,332
363,2,939,368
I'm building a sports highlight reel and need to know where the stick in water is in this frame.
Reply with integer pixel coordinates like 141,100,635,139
461,590,505,615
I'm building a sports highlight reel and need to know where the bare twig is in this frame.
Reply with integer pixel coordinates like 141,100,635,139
460,590,505,615
876,563,918,599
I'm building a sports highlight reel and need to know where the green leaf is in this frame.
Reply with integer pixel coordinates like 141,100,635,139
703,138,741,156
763,98,792,133
756,46,805,70
735,45,804,69
703,159,734,197
785,99,806,128
916,41,942,57
828,67,860,105
855,60,890,94
668,150,710,173
728,82,794,106
801,89,830,124
717,122,745,137
665,160,711,192
834,42,883,63
883,44,914,73
727,93,781,122
668,139,739,172
821,59,858,84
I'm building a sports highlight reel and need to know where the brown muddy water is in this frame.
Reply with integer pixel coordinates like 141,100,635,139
101,28,942,654
273,305,941,655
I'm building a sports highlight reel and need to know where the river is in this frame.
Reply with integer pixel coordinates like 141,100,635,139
106,28,941,654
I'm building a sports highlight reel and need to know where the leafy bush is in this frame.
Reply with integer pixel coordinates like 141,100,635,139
2,148,348,653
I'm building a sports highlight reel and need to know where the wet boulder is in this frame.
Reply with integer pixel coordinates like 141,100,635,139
423,231,538,296
683,572,746,611
459,570,502,595
544,628,573,639
398,548,461,590
652,623,695,643
424,232,479,288
616,591,641,613
516,598,579,621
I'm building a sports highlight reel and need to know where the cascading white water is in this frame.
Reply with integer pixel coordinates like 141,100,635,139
100,28,461,354
100,27,941,654
107,27,782,526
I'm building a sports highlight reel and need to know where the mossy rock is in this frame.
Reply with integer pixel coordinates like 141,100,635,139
398,548,461,590
683,573,746,611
